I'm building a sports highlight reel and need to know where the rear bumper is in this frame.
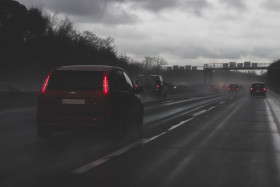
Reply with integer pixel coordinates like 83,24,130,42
250,91,266,96
37,113,109,129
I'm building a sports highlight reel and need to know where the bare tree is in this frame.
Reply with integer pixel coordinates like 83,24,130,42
153,56,167,73
143,56,154,70
143,56,167,73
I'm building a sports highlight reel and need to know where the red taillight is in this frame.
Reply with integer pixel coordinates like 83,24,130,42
237,87,239,91
250,87,253,91
228,87,230,91
103,73,109,95
41,74,51,95
135,84,138,88
156,85,160,88
263,88,266,91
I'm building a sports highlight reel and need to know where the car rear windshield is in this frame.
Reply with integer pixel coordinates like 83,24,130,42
47,70,103,91
137,76,160,84
252,83,265,88
229,84,238,88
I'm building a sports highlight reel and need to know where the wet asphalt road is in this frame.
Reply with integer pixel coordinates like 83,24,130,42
1,90,280,187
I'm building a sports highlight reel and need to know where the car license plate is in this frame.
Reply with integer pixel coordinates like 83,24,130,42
62,99,85,104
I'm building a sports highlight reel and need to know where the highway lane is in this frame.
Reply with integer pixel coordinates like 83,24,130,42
46,90,280,187
0,90,272,187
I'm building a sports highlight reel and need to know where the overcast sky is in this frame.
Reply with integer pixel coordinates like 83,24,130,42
18,0,280,66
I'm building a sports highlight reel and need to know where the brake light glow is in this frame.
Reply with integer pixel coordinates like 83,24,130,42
135,84,138,88
237,87,239,91
103,73,109,95
156,85,160,88
228,87,230,91
41,74,51,94
250,87,253,91
263,88,266,91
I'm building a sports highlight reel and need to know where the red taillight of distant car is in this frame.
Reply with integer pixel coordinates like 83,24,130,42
250,87,253,91
237,87,239,91
135,84,138,88
103,73,109,95
263,88,266,92
156,85,160,88
228,87,230,91
41,73,51,95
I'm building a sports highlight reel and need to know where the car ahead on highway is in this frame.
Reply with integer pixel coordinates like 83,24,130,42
135,75,167,98
228,84,239,96
250,82,266,97
37,65,144,139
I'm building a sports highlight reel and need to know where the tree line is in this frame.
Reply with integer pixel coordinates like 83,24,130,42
0,0,169,89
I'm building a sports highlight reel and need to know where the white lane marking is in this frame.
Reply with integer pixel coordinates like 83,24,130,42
192,110,207,117
207,105,218,111
0,108,35,114
72,103,219,175
167,117,195,131
161,95,218,107
142,132,167,144
72,141,143,174
219,101,226,105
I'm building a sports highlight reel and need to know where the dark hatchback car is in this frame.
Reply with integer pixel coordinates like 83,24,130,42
228,84,239,96
37,65,143,138
250,82,266,97
135,75,167,98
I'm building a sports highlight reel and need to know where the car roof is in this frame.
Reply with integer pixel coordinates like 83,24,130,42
251,82,265,85
55,65,122,72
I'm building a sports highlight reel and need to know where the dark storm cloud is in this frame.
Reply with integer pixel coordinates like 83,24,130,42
220,0,246,10
133,0,178,12
45,0,119,16
18,0,138,25
47,0,139,25
134,0,210,15
263,0,280,11
19,0,211,25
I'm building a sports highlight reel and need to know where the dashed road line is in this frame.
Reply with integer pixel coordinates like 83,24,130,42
161,95,218,107
192,110,207,117
71,103,221,175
